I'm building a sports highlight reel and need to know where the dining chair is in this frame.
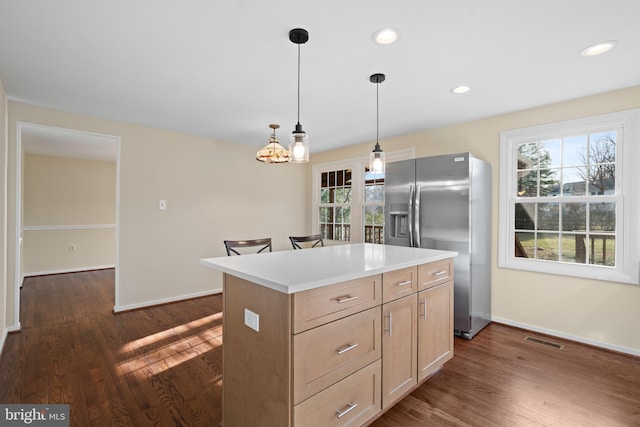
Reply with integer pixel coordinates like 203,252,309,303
224,238,272,256
289,234,324,250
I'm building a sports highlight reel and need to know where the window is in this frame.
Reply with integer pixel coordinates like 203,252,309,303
319,168,352,241
363,167,384,244
499,109,640,284
313,149,413,244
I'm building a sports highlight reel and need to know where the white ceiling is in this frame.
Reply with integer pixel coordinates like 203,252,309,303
1,0,639,157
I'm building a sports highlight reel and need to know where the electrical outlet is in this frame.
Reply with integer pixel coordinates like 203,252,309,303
69,244,76,252
244,308,259,332
159,199,167,210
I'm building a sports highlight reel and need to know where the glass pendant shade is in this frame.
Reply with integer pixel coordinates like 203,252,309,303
256,124,291,163
369,73,386,175
369,142,385,174
289,123,309,163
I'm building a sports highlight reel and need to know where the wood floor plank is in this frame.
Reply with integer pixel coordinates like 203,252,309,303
1,269,638,426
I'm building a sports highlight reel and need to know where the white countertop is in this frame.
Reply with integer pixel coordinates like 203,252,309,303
200,243,457,294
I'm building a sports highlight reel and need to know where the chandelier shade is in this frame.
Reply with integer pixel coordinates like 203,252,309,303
256,124,291,163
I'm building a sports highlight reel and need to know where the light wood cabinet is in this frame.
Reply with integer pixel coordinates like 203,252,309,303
381,293,417,409
221,258,454,427
418,280,454,381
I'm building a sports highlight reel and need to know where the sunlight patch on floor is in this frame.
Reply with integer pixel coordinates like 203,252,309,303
116,312,223,378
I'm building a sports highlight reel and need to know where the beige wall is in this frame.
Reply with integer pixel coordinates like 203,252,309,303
6,102,309,319
1,78,8,345
311,85,640,354
22,154,116,274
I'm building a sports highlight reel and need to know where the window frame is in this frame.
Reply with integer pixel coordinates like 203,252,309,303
498,109,640,285
312,149,414,243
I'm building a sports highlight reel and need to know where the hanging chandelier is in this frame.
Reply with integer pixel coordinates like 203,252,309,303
289,28,309,163
369,73,386,174
256,124,291,163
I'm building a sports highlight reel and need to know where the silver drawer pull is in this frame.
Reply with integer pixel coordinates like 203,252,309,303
336,343,358,355
433,270,447,276
336,402,358,419
397,280,412,287
337,295,359,304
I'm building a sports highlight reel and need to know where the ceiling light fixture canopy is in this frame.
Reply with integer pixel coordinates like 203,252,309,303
289,28,309,163
369,73,386,175
256,124,291,163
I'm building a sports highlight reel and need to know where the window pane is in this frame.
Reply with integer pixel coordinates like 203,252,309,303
589,164,615,195
515,232,534,258
517,170,538,197
561,233,582,263
562,203,586,232
329,171,335,187
517,143,539,169
562,167,586,196
321,172,328,188
537,203,559,231
319,207,333,223
335,187,352,203
590,202,615,232
541,138,562,168
562,135,587,167
364,184,384,202
320,188,329,203
589,235,615,266
536,233,559,261
515,203,535,230
540,168,560,197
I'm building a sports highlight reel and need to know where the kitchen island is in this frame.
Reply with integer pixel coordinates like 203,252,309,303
201,243,457,427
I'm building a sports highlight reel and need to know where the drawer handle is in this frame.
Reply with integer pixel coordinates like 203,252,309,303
420,298,426,319
397,280,412,287
337,295,359,304
336,402,358,419
384,312,393,336
433,270,447,276
336,343,358,355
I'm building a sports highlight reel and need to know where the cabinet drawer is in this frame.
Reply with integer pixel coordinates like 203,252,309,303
293,307,381,404
293,360,381,427
292,275,381,333
418,259,453,290
382,266,417,303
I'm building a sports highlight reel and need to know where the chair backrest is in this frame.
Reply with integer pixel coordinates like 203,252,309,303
224,238,272,256
289,234,324,250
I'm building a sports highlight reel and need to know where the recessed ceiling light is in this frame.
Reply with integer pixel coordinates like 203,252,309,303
372,28,399,45
451,85,471,94
580,40,619,57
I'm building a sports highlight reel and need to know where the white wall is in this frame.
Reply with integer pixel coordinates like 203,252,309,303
6,102,309,321
0,78,9,352
311,85,640,355
23,154,116,275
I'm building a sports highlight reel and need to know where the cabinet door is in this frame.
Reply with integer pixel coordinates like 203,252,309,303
417,281,454,382
381,294,417,409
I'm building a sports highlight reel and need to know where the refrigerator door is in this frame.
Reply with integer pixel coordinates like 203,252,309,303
384,159,416,247
416,153,472,333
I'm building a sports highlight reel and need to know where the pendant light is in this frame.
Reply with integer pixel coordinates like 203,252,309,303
369,73,386,175
289,28,309,163
256,124,291,163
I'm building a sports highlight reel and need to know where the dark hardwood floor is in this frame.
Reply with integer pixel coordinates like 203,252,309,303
1,270,638,426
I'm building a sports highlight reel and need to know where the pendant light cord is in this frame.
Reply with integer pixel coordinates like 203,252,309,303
297,43,301,125
376,79,379,143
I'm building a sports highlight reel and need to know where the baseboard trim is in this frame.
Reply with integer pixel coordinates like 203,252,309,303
492,316,640,357
113,288,223,313
24,265,115,277
0,323,21,360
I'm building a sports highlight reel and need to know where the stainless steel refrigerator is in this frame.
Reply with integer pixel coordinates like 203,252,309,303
385,152,491,339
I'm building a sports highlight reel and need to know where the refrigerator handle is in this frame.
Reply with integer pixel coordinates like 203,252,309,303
408,185,414,247
414,184,421,248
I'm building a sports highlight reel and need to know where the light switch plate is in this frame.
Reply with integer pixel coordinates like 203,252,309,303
244,308,259,332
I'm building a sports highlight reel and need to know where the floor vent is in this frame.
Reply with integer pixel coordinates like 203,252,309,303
524,336,564,350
